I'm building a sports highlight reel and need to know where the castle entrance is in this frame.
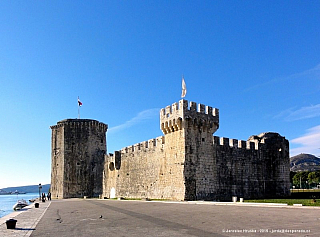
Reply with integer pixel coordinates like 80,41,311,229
110,187,116,198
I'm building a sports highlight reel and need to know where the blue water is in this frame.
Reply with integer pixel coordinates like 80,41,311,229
0,193,39,218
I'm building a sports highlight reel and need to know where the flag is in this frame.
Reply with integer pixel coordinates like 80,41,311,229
181,76,187,98
78,97,82,107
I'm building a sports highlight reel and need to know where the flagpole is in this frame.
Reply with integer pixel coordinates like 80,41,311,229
78,96,80,119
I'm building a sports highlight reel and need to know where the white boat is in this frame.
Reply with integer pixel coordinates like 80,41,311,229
13,199,28,210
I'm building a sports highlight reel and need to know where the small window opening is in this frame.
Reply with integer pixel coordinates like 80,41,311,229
109,162,115,171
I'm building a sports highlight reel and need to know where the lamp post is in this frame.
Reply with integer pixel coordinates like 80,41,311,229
39,183,42,200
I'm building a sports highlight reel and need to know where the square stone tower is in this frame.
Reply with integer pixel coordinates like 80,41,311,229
50,119,108,199
160,100,220,200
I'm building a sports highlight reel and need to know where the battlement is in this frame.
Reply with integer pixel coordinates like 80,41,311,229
160,99,219,135
160,99,219,118
213,136,259,150
52,97,290,201
119,136,165,154
50,119,108,132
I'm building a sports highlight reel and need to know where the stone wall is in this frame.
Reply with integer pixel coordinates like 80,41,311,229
102,100,290,201
51,119,107,199
51,100,290,201
211,133,290,201
104,134,186,200
50,123,65,199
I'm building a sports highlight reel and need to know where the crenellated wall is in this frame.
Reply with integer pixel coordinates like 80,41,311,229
103,135,186,200
200,133,290,201
160,100,219,135
102,100,290,201
51,100,290,201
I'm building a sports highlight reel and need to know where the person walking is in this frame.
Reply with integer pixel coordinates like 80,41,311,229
42,192,46,202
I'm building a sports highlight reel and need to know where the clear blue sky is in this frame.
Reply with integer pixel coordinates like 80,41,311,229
0,1,319,189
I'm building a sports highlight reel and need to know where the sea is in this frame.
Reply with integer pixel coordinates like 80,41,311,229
0,193,39,218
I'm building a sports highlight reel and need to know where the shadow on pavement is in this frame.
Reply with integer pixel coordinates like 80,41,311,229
15,227,36,231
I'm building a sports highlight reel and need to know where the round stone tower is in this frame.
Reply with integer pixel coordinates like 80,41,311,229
50,119,108,199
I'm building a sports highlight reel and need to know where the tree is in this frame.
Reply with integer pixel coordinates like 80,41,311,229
290,171,296,184
293,171,309,188
308,171,320,188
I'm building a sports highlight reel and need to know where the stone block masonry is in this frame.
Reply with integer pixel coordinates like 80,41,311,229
50,119,107,199
103,99,290,201
51,99,290,201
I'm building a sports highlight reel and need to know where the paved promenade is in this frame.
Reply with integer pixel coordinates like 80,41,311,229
0,200,50,237
1,199,319,236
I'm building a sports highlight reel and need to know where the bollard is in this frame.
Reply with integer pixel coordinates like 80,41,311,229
232,196,237,202
35,203,39,208
240,198,244,202
6,219,17,229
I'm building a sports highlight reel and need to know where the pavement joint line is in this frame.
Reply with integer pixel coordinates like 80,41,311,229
25,201,51,237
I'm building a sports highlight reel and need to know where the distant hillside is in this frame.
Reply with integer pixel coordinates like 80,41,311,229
290,154,320,172
1,184,50,194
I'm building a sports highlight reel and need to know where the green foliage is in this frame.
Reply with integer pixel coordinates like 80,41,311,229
308,171,320,186
292,171,320,188
292,171,309,188
290,171,296,184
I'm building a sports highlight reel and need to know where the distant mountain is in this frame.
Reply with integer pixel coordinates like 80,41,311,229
0,184,50,194
290,154,320,172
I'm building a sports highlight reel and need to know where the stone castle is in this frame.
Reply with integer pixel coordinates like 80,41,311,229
50,99,290,201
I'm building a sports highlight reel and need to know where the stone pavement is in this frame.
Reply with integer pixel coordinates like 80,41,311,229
1,199,320,236
0,200,50,237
